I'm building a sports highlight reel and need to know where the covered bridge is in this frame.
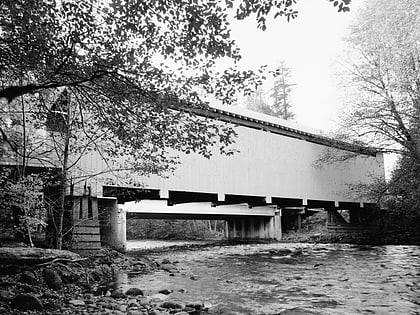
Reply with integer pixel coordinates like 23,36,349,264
73,104,385,251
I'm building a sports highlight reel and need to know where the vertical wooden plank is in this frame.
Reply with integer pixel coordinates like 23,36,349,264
249,218,255,238
297,214,301,231
259,218,265,239
224,220,229,239
73,197,80,221
79,197,83,220
82,197,88,219
240,218,246,238
92,198,98,219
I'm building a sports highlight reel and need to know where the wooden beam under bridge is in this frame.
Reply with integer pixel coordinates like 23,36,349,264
120,200,277,218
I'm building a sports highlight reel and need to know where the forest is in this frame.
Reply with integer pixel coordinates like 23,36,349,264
1,0,419,248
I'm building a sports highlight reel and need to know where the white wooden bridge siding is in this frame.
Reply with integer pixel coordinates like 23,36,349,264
148,126,383,204
77,119,384,205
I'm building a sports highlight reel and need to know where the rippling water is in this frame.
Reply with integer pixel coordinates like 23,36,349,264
120,242,420,314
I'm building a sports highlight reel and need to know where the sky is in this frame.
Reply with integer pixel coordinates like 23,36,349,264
228,0,365,133
226,0,397,175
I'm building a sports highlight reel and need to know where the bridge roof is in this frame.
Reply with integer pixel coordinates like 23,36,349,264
198,102,380,156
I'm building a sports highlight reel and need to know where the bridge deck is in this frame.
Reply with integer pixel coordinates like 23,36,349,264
122,200,277,220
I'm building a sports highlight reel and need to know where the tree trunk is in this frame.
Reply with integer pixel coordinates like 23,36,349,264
25,218,34,248
56,93,71,250
0,247,81,265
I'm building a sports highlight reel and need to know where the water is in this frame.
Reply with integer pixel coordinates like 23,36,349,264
126,239,213,251
120,241,420,314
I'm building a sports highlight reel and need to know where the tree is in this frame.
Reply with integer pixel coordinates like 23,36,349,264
0,0,352,248
244,86,275,116
339,0,420,210
0,0,351,102
270,62,295,120
244,63,295,120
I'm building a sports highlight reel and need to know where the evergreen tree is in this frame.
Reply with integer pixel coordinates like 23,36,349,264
270,62,295,120
244,87,274,116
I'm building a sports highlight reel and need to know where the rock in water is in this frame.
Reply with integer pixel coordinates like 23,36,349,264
43,269,62,290
158,289,172,295
110,289,126,298
160,301,185,309
11,294,43,311
69,299,86,306
21,271,37,284
125,287,143,296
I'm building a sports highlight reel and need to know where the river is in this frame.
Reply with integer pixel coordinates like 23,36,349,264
119,241,420,314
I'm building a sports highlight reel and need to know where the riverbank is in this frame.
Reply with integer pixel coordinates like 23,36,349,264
282,228,420,245
1,233,419,315
281,211,420,246
0,247,209,314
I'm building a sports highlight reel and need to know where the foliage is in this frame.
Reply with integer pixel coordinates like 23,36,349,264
376,156,420,242
337,0,420,219
244,86,274,116
233,0,351,31
386,156,420,215
0,169,13,239
126,218,225,240
0,0,351,248
1,0,243,175
340,0,420,160
0,170,47,247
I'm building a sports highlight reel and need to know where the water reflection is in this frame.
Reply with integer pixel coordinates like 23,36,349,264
120,243,420,314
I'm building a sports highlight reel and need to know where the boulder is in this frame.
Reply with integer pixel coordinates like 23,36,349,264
138,296,151,306
269,249,293,255
20,271,37,284
125,287,143,296
0,289,13,301
160,301,185,309
160,264,177,272
69,299,86,306
186,302,203,310
160,259,171,265
42,292,58,299
10,294,43,311
158,289,172,295
110,289,126,298
19,284,35,292
43,269,62,290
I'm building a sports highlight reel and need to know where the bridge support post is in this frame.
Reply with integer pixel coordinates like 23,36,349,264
98,198,126,252
71,196,101,253
225,212,282,240
273,209,282,240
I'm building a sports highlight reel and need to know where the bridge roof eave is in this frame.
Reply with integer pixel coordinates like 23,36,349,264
189,102,381,157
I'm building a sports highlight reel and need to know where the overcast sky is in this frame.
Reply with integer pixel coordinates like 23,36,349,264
229,0,365,132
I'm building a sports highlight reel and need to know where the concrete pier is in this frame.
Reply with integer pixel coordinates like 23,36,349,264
98,197,126,251
226,209,282,240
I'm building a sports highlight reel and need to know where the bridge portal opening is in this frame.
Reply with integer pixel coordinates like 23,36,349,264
126,214,226,241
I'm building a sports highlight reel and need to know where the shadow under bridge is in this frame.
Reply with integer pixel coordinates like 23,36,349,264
102,199,283,251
